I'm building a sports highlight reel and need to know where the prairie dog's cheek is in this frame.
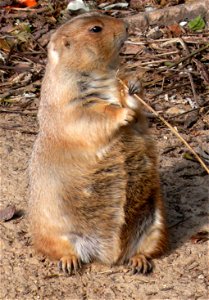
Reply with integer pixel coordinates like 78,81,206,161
48,43,60,65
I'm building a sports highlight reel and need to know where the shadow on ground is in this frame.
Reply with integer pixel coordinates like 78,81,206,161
161,159,208,251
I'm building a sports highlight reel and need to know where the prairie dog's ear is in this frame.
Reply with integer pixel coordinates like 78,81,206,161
48,35,71,65
48,41,59,65
62,37,71,48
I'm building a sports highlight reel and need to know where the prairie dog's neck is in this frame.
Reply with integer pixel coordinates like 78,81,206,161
77,70,121,106
41,66,120,107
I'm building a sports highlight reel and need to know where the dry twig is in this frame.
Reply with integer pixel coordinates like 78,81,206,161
157,43,209,73
119,79,209,175
162,38,199,108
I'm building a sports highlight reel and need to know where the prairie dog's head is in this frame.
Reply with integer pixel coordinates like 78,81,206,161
48,13,128,72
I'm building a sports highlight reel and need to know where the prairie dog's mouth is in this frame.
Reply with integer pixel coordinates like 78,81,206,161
118,36,128,51
116,31,128,48
120,40,126,47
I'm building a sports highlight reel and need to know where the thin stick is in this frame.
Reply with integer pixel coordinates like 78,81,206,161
168,216,191,229
119,79,209,175
156,43,209,73
0,109,37,115
176,37,199,108
168,106,203,119
0,125,37,135
151,81,190,98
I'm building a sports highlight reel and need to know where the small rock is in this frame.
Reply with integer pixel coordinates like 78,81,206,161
103,3,128,10
67,0,90,12
185,110,198,128
187,261,199,270
130,0,144,10
0,205,16,222
145,6,155,12
147,26,163,39
166,107,185,116
160,285,174,291
4,144,13,154
180,21,188,27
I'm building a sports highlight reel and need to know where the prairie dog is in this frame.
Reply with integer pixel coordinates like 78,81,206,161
29,12,168,275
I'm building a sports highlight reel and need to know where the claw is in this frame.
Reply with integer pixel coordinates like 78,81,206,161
147,260,153,273
128,254,153,275
72,256,78,274
58,255,82,276
78,258,82,269
58,260,63,272
131,268,138,275
66,260,72,275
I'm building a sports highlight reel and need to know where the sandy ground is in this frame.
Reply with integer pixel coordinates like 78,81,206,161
0,112,208,300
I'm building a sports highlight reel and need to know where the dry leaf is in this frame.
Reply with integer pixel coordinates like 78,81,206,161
196,146,209,163
193,58,209,85
167,24,182,37
183,152,196,162
0,0,12,7
0,38,11,52
185,110,198,128
191,231,209,244
147,27,163,39
166,107,185,116
122,44,143,55
17,0,37,7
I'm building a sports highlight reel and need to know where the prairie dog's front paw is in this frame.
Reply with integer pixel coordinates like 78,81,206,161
128,79,142,95
119,108,136,126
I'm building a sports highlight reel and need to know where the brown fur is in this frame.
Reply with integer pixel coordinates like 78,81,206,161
29,12,168,274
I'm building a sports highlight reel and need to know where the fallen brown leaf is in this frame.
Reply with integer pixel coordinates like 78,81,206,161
167,24,183,37
0,38,11,52
191,231,209,244
122,43,143,55
193,58,209,85
17,0,37,7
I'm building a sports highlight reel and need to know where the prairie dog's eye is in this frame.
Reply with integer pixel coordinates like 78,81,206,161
89,26,103,33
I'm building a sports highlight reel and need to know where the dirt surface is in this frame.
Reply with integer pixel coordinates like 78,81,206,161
1,1,209,299
1,111,208,300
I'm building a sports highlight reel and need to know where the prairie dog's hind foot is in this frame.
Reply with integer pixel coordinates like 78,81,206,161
128,254,153,275
33,233,83,276
58,254,82,275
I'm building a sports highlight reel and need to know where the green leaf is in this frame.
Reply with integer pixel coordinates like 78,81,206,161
183,152,196,162
188,16,205,31
164,61,175,67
